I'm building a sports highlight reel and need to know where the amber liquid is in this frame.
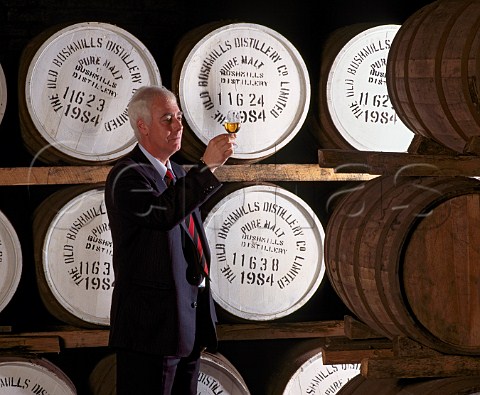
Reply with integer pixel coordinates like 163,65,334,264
224,122,241,133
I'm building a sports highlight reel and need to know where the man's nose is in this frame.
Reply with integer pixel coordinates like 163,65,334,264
173,117,183,129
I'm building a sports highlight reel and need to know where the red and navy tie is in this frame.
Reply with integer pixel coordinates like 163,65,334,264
164,169,174,186
164,168,208,278
186,214,208,277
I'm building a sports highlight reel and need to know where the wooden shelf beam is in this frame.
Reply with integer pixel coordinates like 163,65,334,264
0,164,374,186
361,355,480,379
318,149,480,177
5,320,479,379
320,318,480,379
344,315,385,340
0,335,61,354
216,320,345,341
0,320,345,352
321,337,394,365
0,166,111,185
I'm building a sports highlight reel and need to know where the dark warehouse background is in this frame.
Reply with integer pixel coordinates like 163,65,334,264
0,1,435,394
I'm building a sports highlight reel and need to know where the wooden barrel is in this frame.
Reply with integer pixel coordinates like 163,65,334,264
0,355,76,394
88,353,115,395
0,209,22,314
199,351,251,394
0,63,6,125
266,339,360,394
317,23,414,152
203,183,325,321
18,21,161,165
172,22,310,163
337,374,480,395
33,184,113,328
88,351,250,394
386,0,480,154
325,175,480,355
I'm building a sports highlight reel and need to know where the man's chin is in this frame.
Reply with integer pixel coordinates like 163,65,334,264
170,144,181,156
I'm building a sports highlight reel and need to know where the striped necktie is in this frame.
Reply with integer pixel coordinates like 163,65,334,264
186,214,208,276
164,169,174,186
164,168,208,280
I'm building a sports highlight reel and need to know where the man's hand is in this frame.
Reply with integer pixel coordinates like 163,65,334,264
201,133,236,172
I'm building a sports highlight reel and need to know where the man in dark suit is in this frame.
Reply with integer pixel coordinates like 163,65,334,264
104,85,235,394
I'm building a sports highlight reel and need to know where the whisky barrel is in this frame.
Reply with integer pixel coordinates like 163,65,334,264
337,374,480,395
386,0,480,154
317,23,414,152
203,183,325,321
0,210,22,314
18,22,161,165
266,339,360,394
0,355,76,394
0,63,6,125
33,184,113,328
325,175,480,355
88,353,115,395
172,22,310,163
88,351,251,394
199,351,251,394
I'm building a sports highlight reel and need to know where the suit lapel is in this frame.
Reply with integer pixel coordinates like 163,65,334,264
129,145,168,191
172,162,210,264
129,151,210,263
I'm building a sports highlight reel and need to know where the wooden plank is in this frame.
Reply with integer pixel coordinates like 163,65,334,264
361,355,480,379
17,328,109,349
393,336,441,357
321,337,394,364
213,164,375,182
344,316,385,340
0,321,344,352
0,164,374,186
0,166,111,185
216,320,345,341
0,335,60,353
318,149,480,176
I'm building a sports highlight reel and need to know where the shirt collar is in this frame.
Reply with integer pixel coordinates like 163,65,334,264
138,144,174,179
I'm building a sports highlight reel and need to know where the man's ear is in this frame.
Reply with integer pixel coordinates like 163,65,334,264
137,119,148,136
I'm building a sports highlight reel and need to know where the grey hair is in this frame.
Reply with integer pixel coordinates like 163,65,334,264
127,85,178,140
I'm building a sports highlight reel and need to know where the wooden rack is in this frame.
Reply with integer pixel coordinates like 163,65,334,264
321,317,480,379
1,150,479,380
0,320,345,353
2,316,480,379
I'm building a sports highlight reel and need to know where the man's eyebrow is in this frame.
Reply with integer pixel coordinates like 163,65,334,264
160,111,183,118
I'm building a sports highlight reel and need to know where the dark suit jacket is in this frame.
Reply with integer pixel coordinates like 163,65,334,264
104,145,221,357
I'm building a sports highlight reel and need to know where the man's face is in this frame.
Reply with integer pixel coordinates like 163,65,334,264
140,95,183,163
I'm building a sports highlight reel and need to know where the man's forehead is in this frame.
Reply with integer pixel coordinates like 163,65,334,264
152,95,180,110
